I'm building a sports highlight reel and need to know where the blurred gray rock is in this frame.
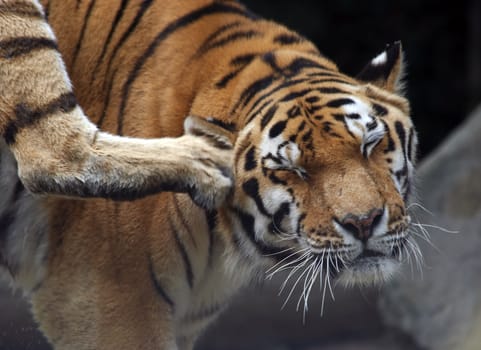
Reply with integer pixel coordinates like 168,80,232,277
379,104,481,350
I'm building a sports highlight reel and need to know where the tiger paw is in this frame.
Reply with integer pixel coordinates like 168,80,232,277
187,156,233,210
181,116,235,209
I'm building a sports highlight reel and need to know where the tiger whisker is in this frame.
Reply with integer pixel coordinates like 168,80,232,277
407,202,434,216
302,257,322,322
262,246,296,258
278,253,311,295
326,252,335,301
266,248,310,278
296,257,317,312
411,222,459,234
320,257,329,316
281,256,313,309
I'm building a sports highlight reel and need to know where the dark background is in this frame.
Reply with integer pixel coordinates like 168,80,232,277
243,0,481,160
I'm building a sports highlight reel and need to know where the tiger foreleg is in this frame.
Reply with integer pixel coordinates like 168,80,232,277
0,0,233,208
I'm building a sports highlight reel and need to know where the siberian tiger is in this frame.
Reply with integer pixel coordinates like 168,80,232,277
0,0,418,349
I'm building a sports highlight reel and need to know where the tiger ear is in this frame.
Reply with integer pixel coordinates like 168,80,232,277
184,115,236,148
356,41,405,95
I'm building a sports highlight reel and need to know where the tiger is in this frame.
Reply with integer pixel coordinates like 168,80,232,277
0,0,418,349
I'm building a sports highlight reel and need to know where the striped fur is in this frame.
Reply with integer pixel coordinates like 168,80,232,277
0,1,417,349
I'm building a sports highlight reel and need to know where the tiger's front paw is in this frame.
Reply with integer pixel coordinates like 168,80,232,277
187,154,233,209
182,116,236,209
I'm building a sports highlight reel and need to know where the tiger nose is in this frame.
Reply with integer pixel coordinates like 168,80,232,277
338,208,384,242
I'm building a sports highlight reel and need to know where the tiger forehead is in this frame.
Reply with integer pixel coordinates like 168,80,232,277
257,93,389,137
252,91,395,165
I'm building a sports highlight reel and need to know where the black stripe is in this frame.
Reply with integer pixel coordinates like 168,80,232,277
233,207,295,261
97,67,118,128
118,2,257,134
0,37,57,59
332,114,356,140
215,66,244,88
260,104,278,130
307,71,342,78
362,138,381,158
245,78,309,119
72,0,96,68
318,87,347,94
287,105,302,118
148,257,175,308
395,121,407,154
301,129,313,143
305,96,320,103
380,120,395,153
0,2,44,19
326,98,355,108
169,218,194,289
407,127,415,162
243,58,323,116
172,195,197,248
270,202,290,234
4,92,77,145
286,57,328,74
188,129,233,150
215,53,257,88
232,74,277,114
366,120,378,131
231,53,257,66
273,33,304,45
205,210,217,267
91,0,129,82
309,78,354,85
205,117,236,132
29,171,190,201
245,98,274,124
244,146,257,171
242,178,270,216
104,0,154,85
195,21,243,56
372,103,388,116
262,52,282,73
269,120,287,138
346,113,361,119
280,88,312,102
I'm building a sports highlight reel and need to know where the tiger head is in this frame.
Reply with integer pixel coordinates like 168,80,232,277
186,42,417,288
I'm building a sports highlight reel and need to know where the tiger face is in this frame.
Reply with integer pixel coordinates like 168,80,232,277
200,43,417,288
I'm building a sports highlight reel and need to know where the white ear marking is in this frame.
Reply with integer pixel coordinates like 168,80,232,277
371,51,387,66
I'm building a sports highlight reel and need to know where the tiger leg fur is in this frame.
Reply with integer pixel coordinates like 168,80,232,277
0,0,233,209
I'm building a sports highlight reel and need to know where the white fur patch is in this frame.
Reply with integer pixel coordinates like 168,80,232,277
341,98,386,157
371,51,387,66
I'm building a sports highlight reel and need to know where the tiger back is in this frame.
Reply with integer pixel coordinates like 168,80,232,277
1,1,417,349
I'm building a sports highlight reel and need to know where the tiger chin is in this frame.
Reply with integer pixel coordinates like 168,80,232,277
0,0,419,349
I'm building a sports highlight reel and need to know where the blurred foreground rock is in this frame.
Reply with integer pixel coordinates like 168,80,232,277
379,104,481,350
